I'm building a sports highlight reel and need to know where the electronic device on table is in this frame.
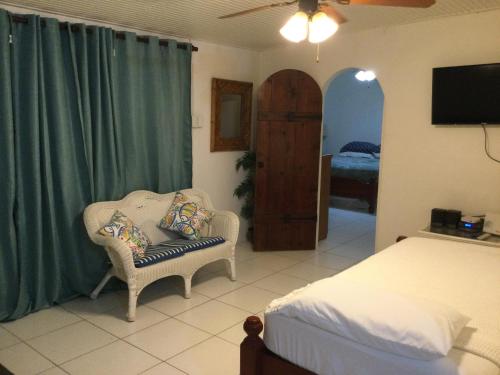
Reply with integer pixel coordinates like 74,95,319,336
430,208,490,239
431,208,462,229
457,216,484,235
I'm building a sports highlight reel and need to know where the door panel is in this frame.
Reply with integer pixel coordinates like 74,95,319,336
296,73,322,113
290,121,321,214
254,217,317,251
269,69,298,113
254,70,322,251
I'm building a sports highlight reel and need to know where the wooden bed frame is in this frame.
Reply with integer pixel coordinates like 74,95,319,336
240,316,314,375
330,175,378,214
240,237,408,375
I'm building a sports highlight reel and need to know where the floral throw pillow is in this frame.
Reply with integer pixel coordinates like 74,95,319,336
159,192,213,240
99,211,151,260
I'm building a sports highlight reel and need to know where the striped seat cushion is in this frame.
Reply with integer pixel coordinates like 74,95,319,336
165,236,226,253
134,236,226,268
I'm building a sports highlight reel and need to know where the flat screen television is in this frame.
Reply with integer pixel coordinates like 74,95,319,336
432,63,500,125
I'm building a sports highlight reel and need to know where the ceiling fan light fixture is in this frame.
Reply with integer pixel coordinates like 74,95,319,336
308,11,338,43
280,11,308,42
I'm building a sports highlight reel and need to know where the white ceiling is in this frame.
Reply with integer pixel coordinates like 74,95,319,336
2,0,500,50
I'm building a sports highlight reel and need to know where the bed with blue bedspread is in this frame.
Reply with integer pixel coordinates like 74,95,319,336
329,142,380,213
331,154,379,182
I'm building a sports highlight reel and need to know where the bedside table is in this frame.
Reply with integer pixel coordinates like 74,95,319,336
419,226,500,248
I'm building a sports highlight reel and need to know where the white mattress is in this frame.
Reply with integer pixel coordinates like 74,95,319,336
265,313,499,375
264,237,500,375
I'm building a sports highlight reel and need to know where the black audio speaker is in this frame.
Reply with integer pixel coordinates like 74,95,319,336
445,209,462,229
431,208,447,227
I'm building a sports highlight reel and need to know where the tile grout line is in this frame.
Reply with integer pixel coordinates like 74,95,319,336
37,337,121,370
0,339,23,352
162,332,241,369
52,304,172,367
76,308,169,341
211,297,262,316
163,335,221,365
139,361,188,375
111,287,253,364
1,308,83,342
57,309,221,371
14,325,96,373
2,319,90,372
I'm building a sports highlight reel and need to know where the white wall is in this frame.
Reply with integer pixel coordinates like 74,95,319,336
259,9,500,251
323,68,383,155
191,42,259,241
2,4,260,242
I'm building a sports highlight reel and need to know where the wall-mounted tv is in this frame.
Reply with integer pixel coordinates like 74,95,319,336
432,63,500,125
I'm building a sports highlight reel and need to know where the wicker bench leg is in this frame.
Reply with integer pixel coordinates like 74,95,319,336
226,257,236,281
127,287,138,322
184,275,192,299
90,269,114,300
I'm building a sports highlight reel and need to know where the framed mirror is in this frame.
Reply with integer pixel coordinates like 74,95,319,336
211,78,253,152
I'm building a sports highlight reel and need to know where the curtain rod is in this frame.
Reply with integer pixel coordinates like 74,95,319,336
10,14,198,52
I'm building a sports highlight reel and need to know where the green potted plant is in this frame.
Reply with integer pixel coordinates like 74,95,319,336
234,151,256,241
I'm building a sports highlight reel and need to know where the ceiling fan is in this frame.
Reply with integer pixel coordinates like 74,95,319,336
219,0,436,43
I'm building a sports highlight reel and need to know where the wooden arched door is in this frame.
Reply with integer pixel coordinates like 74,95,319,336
254,69,322,251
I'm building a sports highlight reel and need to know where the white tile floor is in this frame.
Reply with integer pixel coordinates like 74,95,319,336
0,208,375,375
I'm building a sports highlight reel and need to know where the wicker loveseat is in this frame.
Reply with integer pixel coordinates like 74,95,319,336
84,189,239,321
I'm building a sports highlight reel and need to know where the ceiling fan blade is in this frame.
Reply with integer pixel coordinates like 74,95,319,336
336,0,435,8
319,4,348,24
218,0,298,19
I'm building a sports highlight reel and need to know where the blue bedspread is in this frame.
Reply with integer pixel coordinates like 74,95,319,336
331,155,379,182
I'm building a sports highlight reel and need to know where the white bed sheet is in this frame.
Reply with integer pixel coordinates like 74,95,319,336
264,237,500,375
264,312,499,375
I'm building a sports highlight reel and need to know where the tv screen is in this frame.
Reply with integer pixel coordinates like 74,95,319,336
432,63,500,125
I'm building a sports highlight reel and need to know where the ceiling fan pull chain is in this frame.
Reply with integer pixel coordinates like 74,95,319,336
316,43,320,63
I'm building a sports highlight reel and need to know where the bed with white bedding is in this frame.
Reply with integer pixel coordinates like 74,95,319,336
265,313,498,375
241,237,500,375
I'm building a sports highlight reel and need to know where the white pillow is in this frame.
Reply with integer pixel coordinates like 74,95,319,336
338,151,374,159
266,278,469,361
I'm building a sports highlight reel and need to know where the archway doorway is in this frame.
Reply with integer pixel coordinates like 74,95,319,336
320,68,384,259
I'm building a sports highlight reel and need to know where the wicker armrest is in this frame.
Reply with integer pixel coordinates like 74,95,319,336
210,210,240,245
100,237,136,278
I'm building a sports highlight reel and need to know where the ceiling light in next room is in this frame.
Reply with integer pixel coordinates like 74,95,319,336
355,70,376,82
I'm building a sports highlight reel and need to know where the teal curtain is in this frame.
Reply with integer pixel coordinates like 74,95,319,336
0,10,192,321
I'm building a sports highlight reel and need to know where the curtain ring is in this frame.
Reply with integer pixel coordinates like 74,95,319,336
7,13,14,44
112,29,116,57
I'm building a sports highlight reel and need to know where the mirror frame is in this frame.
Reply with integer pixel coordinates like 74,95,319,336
211,78,253,152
